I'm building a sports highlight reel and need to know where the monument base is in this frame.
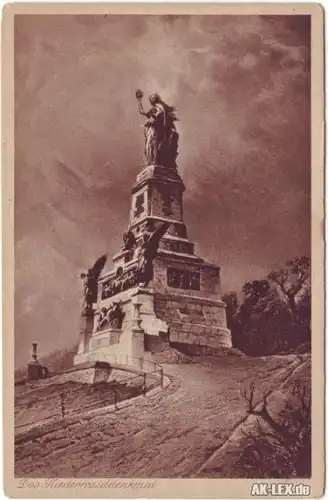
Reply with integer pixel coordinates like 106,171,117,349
74,281,231,368
155,294,232,349
74,158,232,368
27,361,49,381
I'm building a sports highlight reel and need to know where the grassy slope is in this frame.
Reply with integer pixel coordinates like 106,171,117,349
197,356,311,477
15,380,143,430
15,352,310,478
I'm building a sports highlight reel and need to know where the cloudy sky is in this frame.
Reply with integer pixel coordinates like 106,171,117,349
15,14,310,367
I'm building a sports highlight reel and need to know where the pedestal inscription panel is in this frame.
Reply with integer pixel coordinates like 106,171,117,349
167,267,200,290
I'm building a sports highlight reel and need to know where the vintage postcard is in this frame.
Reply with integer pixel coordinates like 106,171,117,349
2,3,324,498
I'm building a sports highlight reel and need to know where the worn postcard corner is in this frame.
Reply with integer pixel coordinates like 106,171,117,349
2,3,324,499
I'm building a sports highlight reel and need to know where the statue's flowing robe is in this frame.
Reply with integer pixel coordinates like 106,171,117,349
144,102,178,166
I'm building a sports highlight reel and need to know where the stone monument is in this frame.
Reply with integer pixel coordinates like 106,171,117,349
74,91,231,367
27,343,49,380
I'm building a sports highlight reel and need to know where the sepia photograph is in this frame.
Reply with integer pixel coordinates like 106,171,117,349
2,4,324,498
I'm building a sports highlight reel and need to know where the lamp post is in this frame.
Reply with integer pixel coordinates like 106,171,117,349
32,343,38,363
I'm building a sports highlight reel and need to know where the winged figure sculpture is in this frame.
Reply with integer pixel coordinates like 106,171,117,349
137,222,170,286
80,254,107,310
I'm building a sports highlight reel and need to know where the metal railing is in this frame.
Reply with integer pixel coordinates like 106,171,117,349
86,353,164,387
15,359,164,432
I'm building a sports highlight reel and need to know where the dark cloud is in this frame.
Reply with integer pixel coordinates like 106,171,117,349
14,15,310,367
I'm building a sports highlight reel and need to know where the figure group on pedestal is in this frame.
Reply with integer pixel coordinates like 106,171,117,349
79,89,176,319
96,301,125,331
101,221,170,298
102,267,138,299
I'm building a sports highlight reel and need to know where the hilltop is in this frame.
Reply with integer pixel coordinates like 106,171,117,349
15,350,310,478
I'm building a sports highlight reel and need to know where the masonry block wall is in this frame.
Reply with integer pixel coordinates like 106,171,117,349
154,294,231,349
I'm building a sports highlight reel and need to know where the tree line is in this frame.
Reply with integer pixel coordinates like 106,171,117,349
223,256,311,356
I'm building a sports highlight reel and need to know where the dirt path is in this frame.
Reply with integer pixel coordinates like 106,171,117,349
15,354,305,478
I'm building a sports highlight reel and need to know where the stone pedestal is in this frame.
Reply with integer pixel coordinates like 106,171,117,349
27,362,49,381
131,329,145,359
74,163,231,367
131,288,169,337
27,362,43,381
77,308,94,355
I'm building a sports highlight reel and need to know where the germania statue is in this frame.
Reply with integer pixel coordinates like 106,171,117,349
136,90,179,168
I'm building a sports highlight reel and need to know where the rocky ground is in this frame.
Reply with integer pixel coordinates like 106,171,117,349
15,352,310,478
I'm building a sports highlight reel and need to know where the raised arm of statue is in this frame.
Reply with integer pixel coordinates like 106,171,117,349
137,101,154,121
136,89,147,117
138,100,147,117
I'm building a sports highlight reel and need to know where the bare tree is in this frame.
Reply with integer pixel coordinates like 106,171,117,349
268,256,310,321
240,383,293,442
239,381,311,477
